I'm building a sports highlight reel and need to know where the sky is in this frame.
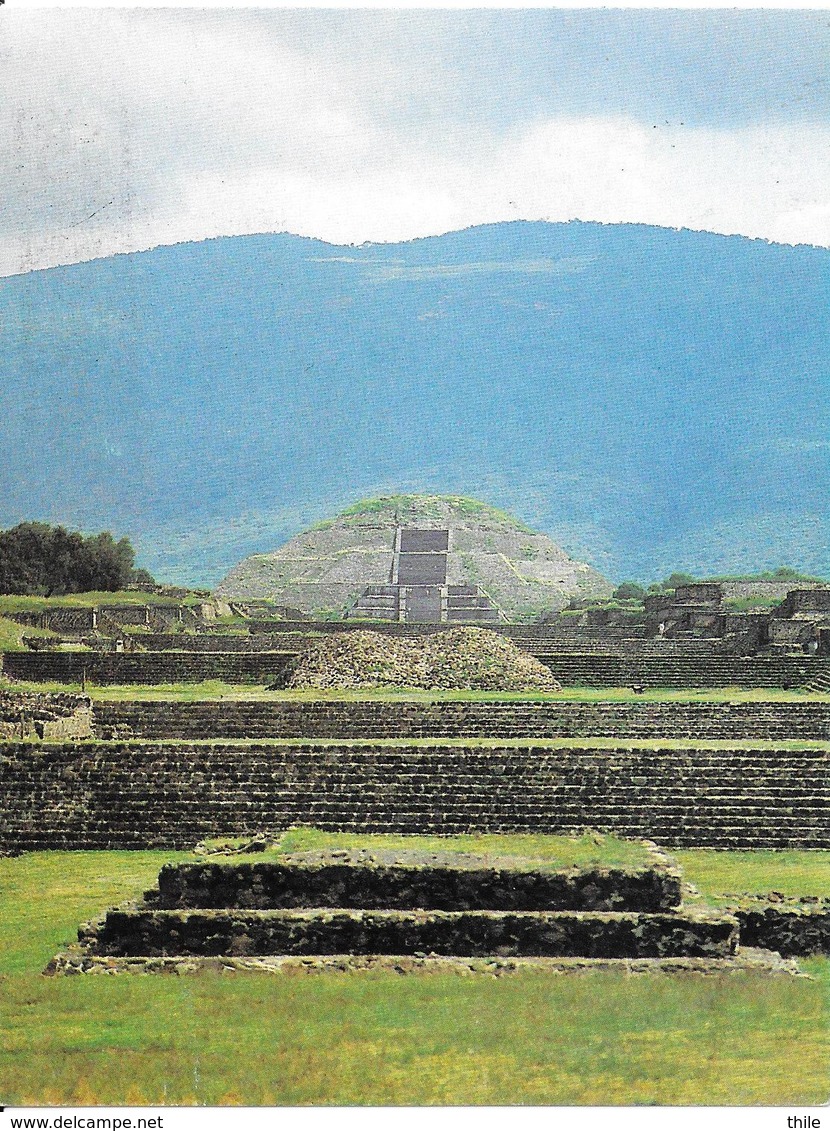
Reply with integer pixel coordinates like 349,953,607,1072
2,8,830,276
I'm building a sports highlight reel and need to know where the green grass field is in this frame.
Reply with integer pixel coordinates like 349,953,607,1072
1,849,827,1107
0,592,205,613
206,828,654,869
3,677,829,703
0,617,59,653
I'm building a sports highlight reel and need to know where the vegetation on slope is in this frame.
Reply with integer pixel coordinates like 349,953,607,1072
0,590,206,614
327,494,534,532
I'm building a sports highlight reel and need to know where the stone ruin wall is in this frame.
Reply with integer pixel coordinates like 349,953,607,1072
0,691,93,740
0,650,294,685
90,697,830,742
0,739,826,853
3,647,827,688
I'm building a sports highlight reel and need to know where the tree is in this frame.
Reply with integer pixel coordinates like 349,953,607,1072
771,566,804,581
0,523,146,595
661,572,696,591
612,581,646,601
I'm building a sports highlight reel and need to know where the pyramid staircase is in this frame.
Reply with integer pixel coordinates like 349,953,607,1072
49,846,757,974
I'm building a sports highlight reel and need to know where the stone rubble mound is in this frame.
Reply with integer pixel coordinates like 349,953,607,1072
282,626,562,692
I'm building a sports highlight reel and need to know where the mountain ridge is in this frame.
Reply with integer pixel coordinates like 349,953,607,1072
9,216,828,283
1,220,827,583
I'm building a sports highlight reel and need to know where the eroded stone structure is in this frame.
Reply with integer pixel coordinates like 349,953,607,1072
645,582,830,656
348,526,500,623
50,847,748,973
214,495,613,620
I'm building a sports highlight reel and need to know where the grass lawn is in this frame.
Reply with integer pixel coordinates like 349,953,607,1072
0,850,827,1107
206,828,654,870
676,850,830,901
2,678,829,703
0,617,58,653
0,592,205,613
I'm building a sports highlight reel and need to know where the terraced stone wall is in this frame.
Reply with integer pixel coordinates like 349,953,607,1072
728,901,830,956
5,646,825,688
246,620,649,640
1,740,826,851
1,651,293,685
92,698,830,742
133,634,717,657
0,691,92,740
538,653,829,688
156,859,682,913
7,608,98,632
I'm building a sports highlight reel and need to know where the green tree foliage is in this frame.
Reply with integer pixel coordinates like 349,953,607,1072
0,523,146,595
612,581,646,601
644,566,827,594
661,572,696,590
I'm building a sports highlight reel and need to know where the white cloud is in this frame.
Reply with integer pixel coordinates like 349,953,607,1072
487,117,830,247
1,11,829,276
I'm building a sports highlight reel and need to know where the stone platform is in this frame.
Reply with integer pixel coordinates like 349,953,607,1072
85,905,739,960
153,850,682,912
54,847,748,971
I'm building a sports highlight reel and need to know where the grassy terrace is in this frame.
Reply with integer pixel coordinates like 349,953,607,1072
204,828,654,869
676,850,830,902
1,848,827,1106
2,678,829,702
0,591,205,612
0,617,54,652
2,658,828,1104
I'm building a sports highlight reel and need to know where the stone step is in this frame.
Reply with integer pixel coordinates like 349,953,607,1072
90,905,738,959
91,699,830,742
154,858,681,913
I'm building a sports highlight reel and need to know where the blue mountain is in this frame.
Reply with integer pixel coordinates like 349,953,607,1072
2,221,828,585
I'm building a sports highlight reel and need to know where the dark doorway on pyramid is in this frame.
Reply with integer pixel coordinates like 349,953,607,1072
348,527,500,623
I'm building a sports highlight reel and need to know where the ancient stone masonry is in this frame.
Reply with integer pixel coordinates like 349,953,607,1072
215,495,613,618
0,691,92,740
774,588,830,617
348,527,501,623
724,896,830,957
153,853,682,913
2,650,294,685
141,627,714,655
6,643,825,688
50,847,745,973
645,583,830,655
768,588,830,654
536,653,830,688
6,604,197,635
247,621,650,639
155,865,829,956
7,607,98,632
2,740,827,851
92,698,830,742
